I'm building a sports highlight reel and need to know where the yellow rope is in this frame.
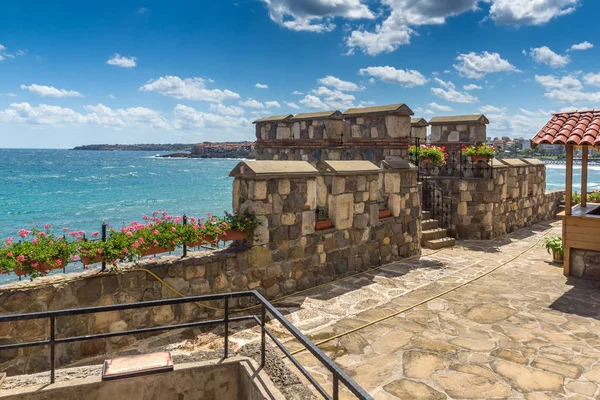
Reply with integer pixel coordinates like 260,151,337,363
285,230,550,357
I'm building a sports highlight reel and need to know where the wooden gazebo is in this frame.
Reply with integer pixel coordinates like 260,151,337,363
532,110,600,277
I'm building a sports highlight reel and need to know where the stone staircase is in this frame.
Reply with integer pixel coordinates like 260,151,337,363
421,210,456,250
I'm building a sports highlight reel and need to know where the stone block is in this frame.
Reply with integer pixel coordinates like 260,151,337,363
430,125,442,142
316,176,327,207
351,125,361,138
293,122,300,139
253,215,270,245
232,179,241,213
388,194,402,217
248,180,267,200
354,202,365,214
457,202,468,216
448,131,460,141
369,180,378,201
384,173,401,194
329,193,354,230
281,213,296,225
332,176,345,195
301,210,316,235
249,246,271,269
276,126,291,139
385,115,410,138
306,178,317,209
278,179,290,195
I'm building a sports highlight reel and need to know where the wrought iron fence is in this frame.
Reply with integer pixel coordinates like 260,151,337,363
0,290,372,400
420,176,453,230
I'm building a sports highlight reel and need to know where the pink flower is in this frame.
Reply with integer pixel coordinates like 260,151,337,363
152,211,159,215
7,252,13,257
245,218,249,221
63,227,69,232
56,260,62,266
92,232,99,238
69,232,79,237
190,217,196,223
120,227,128,233
153,239,158,245
112,260,117,266
97,248,103,254
49,240,54,245
16,255,25,262
126,231,133,237
72,255,79,261
152,229,159,235
5,237,14,246
171,227,176,232
123,249,129,254
37,231,46,237
33,262,39,268
32,238,38,245
139,237,144,243
18,229,30,238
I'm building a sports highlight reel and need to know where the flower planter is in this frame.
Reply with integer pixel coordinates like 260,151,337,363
80,255,105,265
14,268,26,277
141,246,175,256
470,155,491,162
219,230,248,241
552,251,564,263
379,209,392,218
315,220,333,231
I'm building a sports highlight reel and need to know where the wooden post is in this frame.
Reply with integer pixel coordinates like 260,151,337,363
581,146,588,207
565,145,573,216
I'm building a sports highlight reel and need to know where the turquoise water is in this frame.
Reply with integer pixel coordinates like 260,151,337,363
0,149,592,284
0,149,238,283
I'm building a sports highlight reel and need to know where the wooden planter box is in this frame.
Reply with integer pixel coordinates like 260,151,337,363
219,230,248,241
81,255,104,266
315,220,333,231
470,155,491,162
141,246,175,257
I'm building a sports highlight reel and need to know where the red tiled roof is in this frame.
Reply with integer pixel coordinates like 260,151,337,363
532,110,600,146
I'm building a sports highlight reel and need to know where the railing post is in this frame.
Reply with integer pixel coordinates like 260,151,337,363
260,304,266,368
50,316,56,384
182,215,187,258
333,374,339,400
101,223,107,272
224,297,229,358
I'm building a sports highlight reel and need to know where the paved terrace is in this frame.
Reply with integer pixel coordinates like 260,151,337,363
196,220,600,399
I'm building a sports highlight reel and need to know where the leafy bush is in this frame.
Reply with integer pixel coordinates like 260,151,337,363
544,236,563,257
462,143,497,158
409,145,448,167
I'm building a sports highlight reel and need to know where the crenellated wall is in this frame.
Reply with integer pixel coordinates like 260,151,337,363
428,159,563,239
0,160,421,375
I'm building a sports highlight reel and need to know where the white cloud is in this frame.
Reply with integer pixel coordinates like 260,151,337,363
106,53,137,68
0,44,26,61
172,104,251,131
424,109,435,114
544,89,600,104
529,46,570,68
209,103,246,116
454,51,519,79
20,84,83,98
346,0,479,56
311,86,355,109
583,73,600,87
140,76,240,102
479,105,507,113
358,66,428,87
262,0,374,33
107,94,115,99
285,101,300,109
291,91,304,95
570,41,593,51
430,78,478,103
239,98,266,108
0,102,170,129
518,108,551,117
255,83,269,89
318,75,363,91
428,102,453,112
488,0,579,26
463,84,482,91
300,95,328,109
265,101,281,108
534,74,582,91
137,7,149,14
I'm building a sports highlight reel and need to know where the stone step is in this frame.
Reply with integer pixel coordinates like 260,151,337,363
425,237,456,250
422,219,439,230
421,228,448,242
422,210,431,220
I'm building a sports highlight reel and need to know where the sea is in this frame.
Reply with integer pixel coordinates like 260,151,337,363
0,148,594,284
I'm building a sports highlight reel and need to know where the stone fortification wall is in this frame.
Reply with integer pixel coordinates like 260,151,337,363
429,115,488,144
0,160,421,375
430,159,562,239
254,104,417,164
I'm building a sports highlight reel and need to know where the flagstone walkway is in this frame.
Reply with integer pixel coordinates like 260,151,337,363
210,220,600,399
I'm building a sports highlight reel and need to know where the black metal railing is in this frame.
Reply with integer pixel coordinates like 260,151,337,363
420,177,453,230
0,290,371,400
409,139,493,180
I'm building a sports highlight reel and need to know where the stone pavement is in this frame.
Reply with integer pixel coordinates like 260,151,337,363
214,220,600,399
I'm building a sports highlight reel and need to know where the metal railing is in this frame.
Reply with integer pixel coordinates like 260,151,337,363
420,177,453,230
0,290,371,400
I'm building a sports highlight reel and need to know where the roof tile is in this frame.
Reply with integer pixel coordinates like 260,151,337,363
531,110,600,146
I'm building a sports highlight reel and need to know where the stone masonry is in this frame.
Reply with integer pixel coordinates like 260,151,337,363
0,160,421,375
429,114,489,144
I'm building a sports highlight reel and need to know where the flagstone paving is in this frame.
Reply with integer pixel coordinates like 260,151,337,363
205,220,600,399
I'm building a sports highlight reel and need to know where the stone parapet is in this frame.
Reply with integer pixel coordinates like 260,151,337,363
429,114,488,144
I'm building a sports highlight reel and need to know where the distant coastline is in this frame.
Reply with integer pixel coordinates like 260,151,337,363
72,144,193,151
72,142,256,159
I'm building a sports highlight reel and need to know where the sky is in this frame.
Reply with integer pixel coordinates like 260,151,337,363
0,0,599,148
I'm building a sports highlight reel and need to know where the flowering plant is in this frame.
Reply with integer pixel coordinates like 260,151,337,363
462,143,497,158
0,226,76,278
409,145,448,166
223,210,259,232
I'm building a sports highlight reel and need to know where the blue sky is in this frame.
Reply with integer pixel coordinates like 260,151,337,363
0,0,598,148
